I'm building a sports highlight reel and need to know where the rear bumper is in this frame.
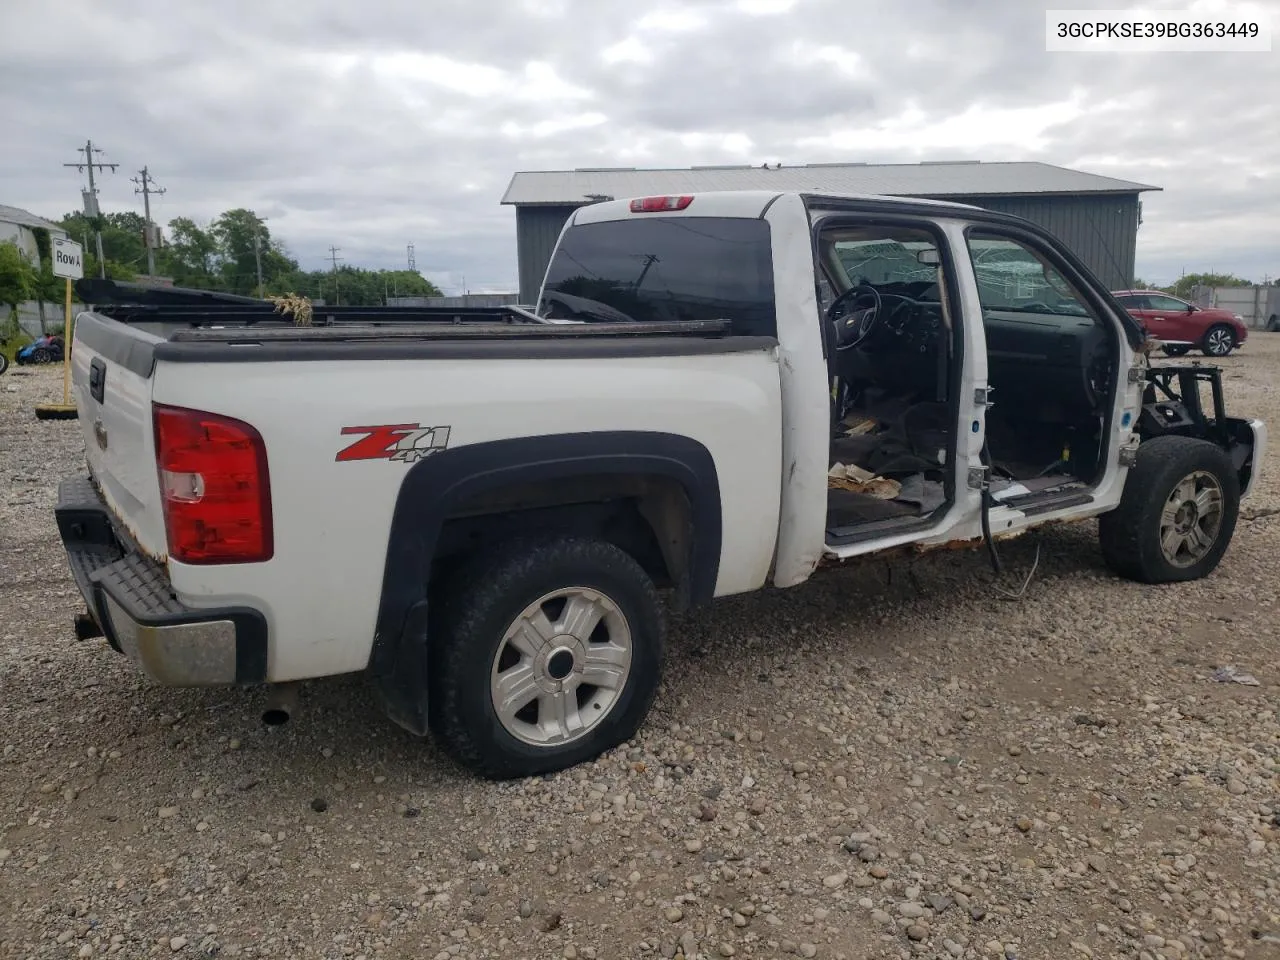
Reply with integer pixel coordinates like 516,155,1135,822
55,475,268,686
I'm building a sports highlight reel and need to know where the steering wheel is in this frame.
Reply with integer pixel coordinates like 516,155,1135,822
827,283,884,351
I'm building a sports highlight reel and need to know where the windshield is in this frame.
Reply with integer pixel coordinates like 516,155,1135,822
539,216,776,337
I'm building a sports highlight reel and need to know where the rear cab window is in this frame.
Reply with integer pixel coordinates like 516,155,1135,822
539,216,777,337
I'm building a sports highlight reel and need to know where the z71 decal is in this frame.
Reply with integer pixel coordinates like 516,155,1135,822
336,423,451,463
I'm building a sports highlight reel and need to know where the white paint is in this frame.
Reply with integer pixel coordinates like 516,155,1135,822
52,237,84,279
67,189,1266,688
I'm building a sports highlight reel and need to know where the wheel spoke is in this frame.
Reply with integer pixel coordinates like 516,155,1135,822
1161,526,1186,560
1160,497,1181,527
558,593,605,641
580,642,629,690
1187,523,1214,555
1173,478,1196,504
539,689,584,741
492,663,540,722
508,609,556,658
1195,486,1222,517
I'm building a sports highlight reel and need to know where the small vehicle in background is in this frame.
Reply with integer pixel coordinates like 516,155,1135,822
15,333,65,366
1111,289,1248,357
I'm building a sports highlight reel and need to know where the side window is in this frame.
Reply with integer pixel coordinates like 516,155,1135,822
965,233,1098,321
1147,294,1189,312
1116,294,1148,309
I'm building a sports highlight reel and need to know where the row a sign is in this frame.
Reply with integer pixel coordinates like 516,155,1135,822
53,237,84,280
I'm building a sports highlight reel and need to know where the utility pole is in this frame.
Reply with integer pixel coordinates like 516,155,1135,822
130,166,166,276
64,139,118,278
252,217,269,299
328,245,343,304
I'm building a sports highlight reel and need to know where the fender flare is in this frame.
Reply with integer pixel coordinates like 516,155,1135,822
368,431,722,735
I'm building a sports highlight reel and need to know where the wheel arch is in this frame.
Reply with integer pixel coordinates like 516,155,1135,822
368,431,722,735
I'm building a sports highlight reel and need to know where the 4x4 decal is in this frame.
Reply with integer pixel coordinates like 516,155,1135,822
336,423,451,463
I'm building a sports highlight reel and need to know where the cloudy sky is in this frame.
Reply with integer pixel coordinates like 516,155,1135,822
3,0,1276,292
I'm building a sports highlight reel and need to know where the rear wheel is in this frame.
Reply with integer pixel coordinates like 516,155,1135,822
428,536,665,779
1099,436,1240,583
1162,344,1191,357
0,352,7,374
1202,325,1235,357
31,347,52,364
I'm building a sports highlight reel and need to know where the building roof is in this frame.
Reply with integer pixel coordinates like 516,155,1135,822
0,204,66,233
501,160,1161,207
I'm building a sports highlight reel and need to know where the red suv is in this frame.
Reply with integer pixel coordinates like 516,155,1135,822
1111,290,1249,357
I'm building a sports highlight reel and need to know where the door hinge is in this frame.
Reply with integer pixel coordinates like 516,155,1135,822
1118,442,1140,468
968,466,991,491
1127,366,1144,385
974,386,994,406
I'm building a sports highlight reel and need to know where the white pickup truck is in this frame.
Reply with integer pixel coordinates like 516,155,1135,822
57,191,1266,779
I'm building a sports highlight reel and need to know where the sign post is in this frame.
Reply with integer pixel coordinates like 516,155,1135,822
35,237,84,420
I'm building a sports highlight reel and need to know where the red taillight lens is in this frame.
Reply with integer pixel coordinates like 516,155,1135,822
629,195,694,213
153,404,273,564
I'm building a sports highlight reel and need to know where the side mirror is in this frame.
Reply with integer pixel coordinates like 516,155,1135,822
1187,303,1197,312
916,249,940,266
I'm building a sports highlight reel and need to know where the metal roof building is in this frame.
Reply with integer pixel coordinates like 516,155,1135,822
500,161,1160,302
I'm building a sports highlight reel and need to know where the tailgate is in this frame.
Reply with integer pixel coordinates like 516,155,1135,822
71,312,169,559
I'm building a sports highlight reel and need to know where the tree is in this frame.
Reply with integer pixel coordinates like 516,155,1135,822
57,210,149,274
158,217,221,288
1165,272,1251,299
0,241,36,311
210,209,298,296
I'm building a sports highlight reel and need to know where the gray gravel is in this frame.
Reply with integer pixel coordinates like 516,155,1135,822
2,344,1280,959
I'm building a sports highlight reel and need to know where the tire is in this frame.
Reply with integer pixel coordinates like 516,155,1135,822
427,536,665,779
31,348,52,364
0,352,7,375
1162,344,1192,357
1267,315,1280,332
1201,324,1235,357
1099,435,1240,584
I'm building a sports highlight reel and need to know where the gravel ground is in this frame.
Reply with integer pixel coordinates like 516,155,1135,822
2,345,1279,960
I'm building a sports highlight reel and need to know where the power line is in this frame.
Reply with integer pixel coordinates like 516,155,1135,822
130,166,166,276
64,139,118,278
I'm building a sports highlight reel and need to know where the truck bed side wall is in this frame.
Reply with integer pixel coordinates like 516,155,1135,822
151,347,784,681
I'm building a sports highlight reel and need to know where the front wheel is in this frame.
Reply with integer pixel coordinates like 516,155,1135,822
31,348,52,364
428,536,665,779
1202,325,1235,357
0,352,8,375
1099,436,1240,583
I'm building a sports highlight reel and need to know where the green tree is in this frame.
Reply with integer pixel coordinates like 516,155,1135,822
0,241,36,311
56,211,150,274
210,208,298,296
158,217,222,289
1165,272,1251,299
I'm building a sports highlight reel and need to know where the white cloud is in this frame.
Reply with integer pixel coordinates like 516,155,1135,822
0,0,1274,294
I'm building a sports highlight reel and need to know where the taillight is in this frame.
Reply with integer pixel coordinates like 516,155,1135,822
153,404,273,564
629,195,694,213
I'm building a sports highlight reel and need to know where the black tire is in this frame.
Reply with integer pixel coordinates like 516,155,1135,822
1162,344,1192,357
31,348,51,364
427,536,665,779
0,352,7,375
1099,435,1240,584
1201,324,1235,357
1267,315,1279,332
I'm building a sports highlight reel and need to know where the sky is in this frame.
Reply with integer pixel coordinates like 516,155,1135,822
2,0,1277,294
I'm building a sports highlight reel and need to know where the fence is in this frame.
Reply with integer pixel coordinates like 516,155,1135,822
1190,285,1280,330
